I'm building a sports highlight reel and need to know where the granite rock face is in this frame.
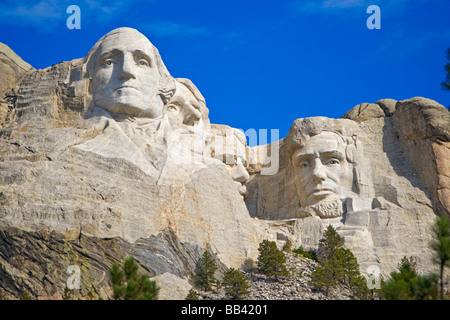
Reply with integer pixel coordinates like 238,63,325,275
0,43,34,128
246,99,449,278
0,28,266,299
0,28,448,299
393,97,450,217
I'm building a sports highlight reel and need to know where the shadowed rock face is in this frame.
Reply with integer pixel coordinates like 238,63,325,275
0,28,449,299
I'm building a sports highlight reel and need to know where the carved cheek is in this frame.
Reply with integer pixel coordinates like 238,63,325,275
139,71,159,93
296,171,312,190
93,69,113,93
324,166,342,184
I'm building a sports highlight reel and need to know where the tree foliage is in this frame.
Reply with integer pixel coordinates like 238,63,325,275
293,247,318,262
309,225,370,299
380,256,439,300
222,268,251,300
257,240,289,279
196,250,219,291
108,256,159,300
431,215,450,300
185,289,199,300
282,238,293,253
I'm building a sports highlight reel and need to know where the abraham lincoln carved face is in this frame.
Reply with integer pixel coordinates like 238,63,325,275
286,118,362,218
290,131,350,207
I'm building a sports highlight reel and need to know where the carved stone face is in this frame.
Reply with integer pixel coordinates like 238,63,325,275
166,83,203,128
89,29,162,118
211,127,250,196
291,131,351,207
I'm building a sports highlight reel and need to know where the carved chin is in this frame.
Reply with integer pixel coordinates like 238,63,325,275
104,103,146,116
95,94,162,118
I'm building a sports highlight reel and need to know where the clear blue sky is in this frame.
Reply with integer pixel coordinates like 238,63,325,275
0,0,449,143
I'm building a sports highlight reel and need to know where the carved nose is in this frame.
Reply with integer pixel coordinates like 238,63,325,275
311,159,327,182
120,54,136,80
231,162,250,183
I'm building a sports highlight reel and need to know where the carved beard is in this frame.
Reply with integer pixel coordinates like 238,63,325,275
312,199,344,218
297,199,344,219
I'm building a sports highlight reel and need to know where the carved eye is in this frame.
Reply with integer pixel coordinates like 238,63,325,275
327,158,340,165
138,59,150,67
299,161,309,169
104,59,115,66
167,104,177,112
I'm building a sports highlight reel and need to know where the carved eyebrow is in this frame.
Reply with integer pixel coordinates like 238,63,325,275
294,150,344,163
320,150,344,160
132,50,152,66
97,49,152,66
98,49,121,63
294,152,314,162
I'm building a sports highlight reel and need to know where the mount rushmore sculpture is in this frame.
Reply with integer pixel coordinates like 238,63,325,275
0,27,449,299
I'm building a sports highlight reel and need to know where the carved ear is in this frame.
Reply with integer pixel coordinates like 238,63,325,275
158,78,176,104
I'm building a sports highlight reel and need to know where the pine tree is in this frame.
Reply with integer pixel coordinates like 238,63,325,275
257,240,289,279
431,215,450,300
380,256,414,300
310,248,345,296
309,265,334,296
196,250,219,291
185,289,199,300
380,256,439,300
309,225,344,295
282,238,293,253
222,268,251,300
412,273,439,300
310,225,370,299
318,225,342,262
108,256,160,300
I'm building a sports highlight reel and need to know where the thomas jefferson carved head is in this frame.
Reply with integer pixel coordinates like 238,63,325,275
84,27,172,118
164,78,211,159
210,125,250,197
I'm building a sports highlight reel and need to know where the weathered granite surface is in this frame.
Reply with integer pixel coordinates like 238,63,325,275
0,27,448,299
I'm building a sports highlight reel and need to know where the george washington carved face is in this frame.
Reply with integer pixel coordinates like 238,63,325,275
85,28,171,118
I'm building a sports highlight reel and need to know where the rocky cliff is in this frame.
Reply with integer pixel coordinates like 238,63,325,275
0,28,448,300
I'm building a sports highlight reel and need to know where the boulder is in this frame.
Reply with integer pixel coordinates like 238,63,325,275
341,102,385,122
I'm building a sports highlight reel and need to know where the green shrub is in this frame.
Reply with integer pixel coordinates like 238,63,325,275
293,247,318,262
